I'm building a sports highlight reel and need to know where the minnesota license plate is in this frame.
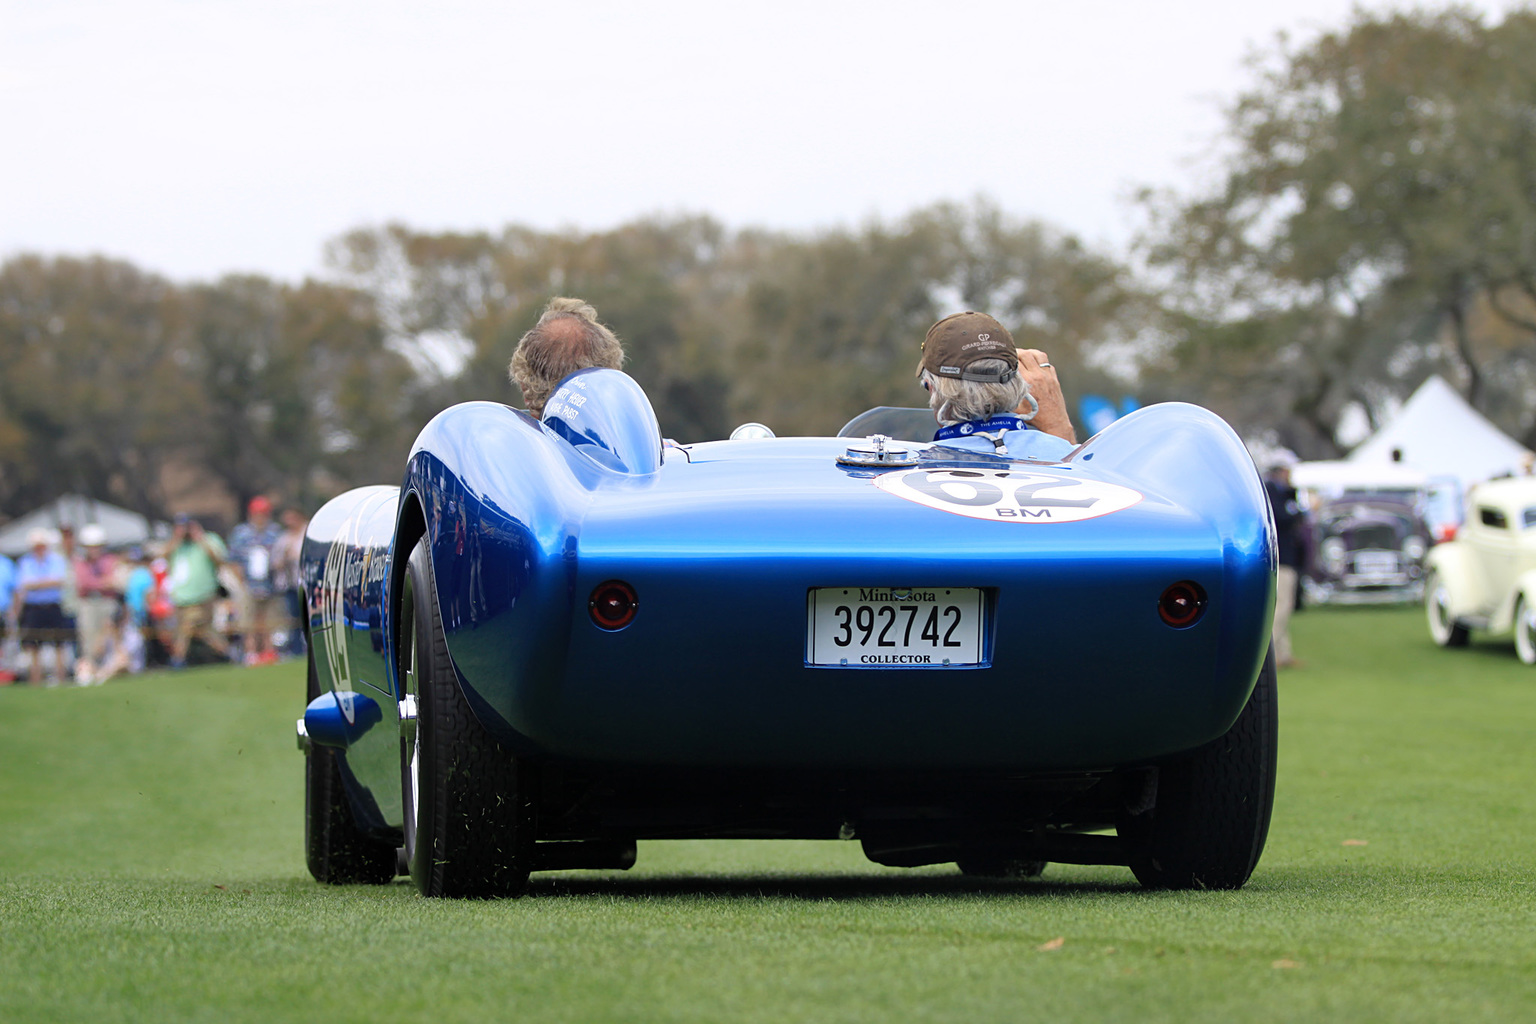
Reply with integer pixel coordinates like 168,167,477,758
806,588,986,667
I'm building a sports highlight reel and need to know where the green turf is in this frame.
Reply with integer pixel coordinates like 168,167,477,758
2,607,1534,1022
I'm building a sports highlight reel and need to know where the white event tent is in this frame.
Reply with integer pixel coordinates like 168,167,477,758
1347,375,1531,491
0,494,152,558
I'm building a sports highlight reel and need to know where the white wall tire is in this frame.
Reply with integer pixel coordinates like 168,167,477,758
1426,573,1470,648
1515,598,1536,666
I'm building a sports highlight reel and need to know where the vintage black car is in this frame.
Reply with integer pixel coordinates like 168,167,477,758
1305,495,1429,604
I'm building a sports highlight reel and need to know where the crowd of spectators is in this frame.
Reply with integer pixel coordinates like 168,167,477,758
0,498,309,687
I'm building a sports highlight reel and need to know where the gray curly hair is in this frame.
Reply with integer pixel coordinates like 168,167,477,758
508,297,625,416
922,358,1033,427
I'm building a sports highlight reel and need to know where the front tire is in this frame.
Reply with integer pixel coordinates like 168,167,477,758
1118,646,1278,890
304,646,397,885
400,538,533,898
1426,572,1470,648
1515,598,1536,665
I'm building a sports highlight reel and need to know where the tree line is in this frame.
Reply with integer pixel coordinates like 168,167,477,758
0,201,1145,521
0,256,430,519
3,6,1536,523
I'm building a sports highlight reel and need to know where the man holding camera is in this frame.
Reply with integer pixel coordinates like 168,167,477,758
166,513,230,667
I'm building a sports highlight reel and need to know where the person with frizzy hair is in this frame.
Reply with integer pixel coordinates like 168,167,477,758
508,297,625,416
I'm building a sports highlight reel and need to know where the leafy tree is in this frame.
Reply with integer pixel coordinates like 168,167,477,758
279,279,428,500
178,275,294,510
1141,6,1536,451
327,218,737,441
735,215,946,433
331,203,1149,443
178,274,426,512
0,255,187,517
0,256,424,522
738,201,1150,435
1,202,1152,525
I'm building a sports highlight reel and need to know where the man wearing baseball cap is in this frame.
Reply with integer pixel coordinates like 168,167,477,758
166,513,231,668
72,524,121,685
12,528,70,684
917,311,1077,459
229,495,287,665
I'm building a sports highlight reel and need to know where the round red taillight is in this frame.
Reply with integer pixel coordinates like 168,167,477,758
1159,581,1207,628
589,580,638,630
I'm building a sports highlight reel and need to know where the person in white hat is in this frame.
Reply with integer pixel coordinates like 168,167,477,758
12,528,70,684
72,524,121,685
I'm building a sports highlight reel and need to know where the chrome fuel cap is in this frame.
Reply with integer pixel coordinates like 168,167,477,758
837,434,919,468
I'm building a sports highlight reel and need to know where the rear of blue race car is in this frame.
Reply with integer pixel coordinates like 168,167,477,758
299,369,1278,896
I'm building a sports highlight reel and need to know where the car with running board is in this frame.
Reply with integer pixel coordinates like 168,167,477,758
1424,475,1536,662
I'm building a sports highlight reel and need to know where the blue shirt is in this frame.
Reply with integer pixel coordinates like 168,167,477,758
933,422,1075,462
16,550,68,605
228,521,284,597
0,554,14,608
124,565,156,625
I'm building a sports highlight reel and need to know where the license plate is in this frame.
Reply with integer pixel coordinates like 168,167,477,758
806,588,986,667
1354,551,1397,576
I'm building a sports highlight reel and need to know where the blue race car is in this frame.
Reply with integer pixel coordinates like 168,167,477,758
297,369,1277,896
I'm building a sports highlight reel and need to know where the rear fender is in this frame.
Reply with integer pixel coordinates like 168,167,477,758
1066,402,1275,723
302,485,402,701
300,484,405,829
398,371,663,754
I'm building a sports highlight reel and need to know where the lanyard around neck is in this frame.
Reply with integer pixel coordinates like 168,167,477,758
932,414,1029,443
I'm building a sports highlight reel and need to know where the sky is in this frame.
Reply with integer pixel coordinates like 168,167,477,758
1,0,1523,284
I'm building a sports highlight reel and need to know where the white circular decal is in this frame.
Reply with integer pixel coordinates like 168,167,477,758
873,468,1142,523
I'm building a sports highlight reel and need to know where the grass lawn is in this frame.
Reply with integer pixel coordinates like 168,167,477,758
2,605,1533,1022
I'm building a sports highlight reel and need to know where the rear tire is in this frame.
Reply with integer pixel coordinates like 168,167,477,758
304,646,397,885
1515,598,1536,666
1426,572,1470,648
1118,646,1278,890
400,538,533,898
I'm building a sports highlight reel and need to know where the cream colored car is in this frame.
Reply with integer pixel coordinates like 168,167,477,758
1424,476,1536,662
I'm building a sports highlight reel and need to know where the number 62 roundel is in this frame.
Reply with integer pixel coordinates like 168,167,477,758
873,468,1142,524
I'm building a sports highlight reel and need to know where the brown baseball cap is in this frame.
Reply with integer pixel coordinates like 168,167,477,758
917,312,1018,382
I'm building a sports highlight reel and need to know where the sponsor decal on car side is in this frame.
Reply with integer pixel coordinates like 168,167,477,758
315,490,396,724
873,468,1142,523
320,526,355,723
